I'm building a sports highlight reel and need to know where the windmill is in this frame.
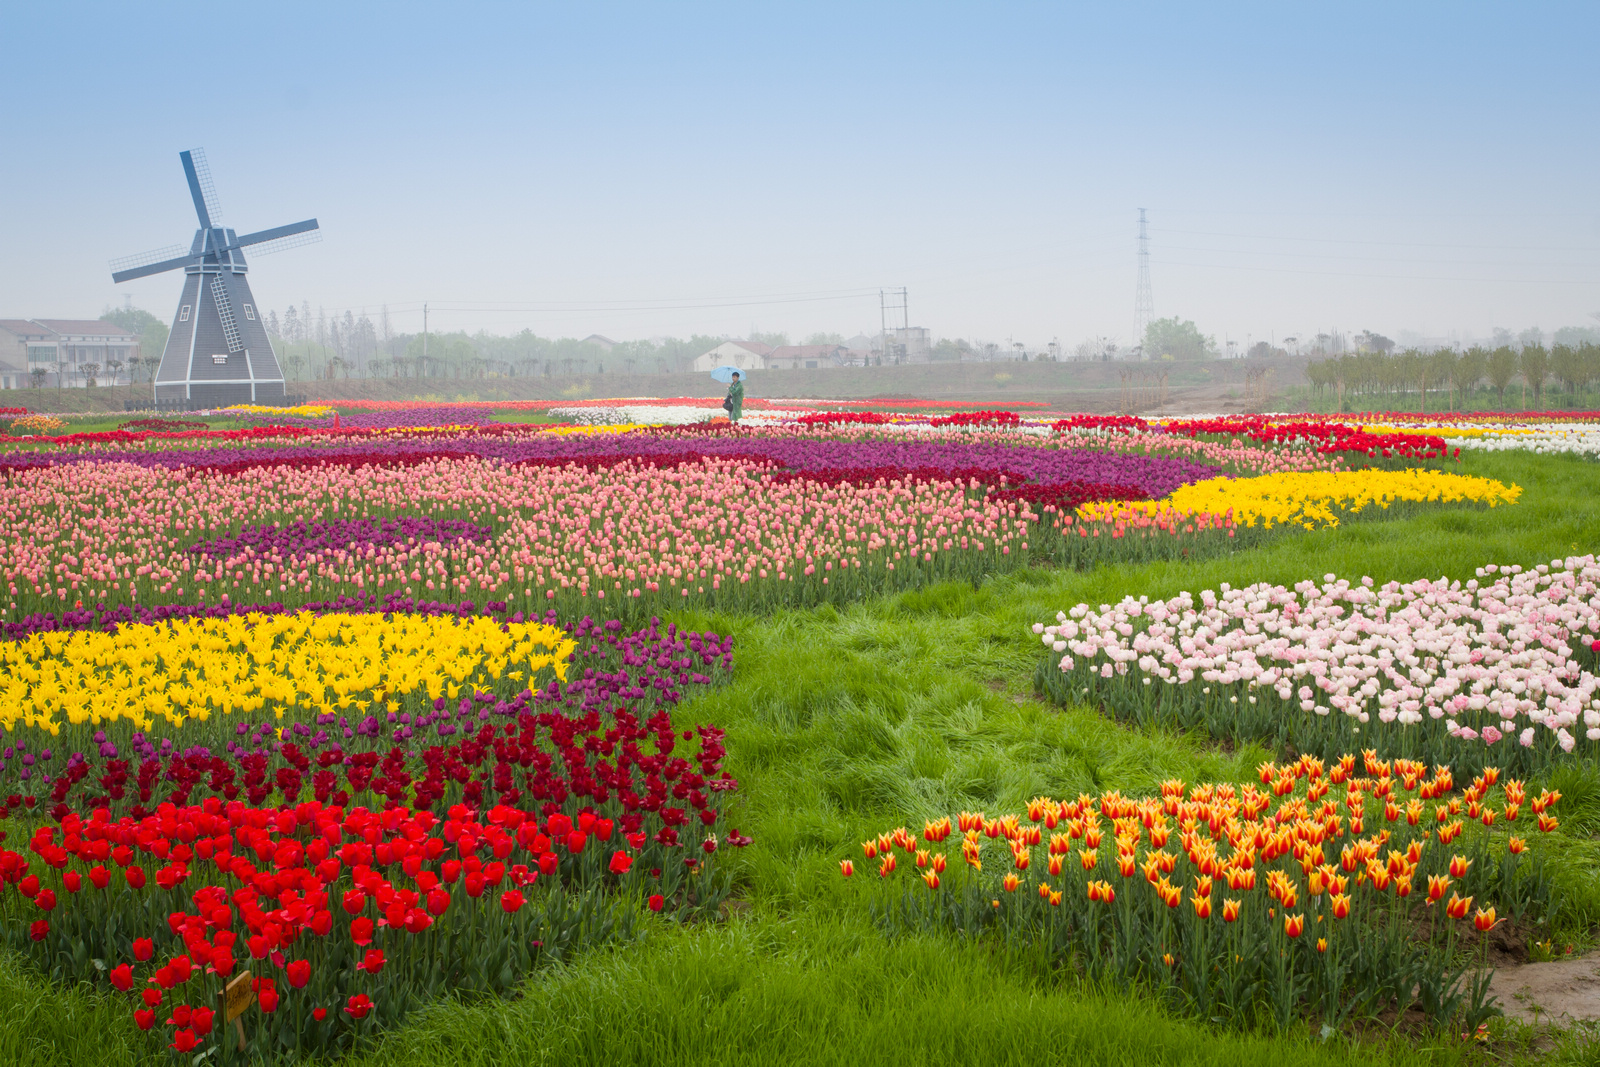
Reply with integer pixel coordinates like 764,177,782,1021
110,149,319,407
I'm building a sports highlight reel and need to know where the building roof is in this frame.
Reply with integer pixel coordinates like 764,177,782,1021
581,334,616,348
29,319,136,338
769,344,844,360
722,340,773,356
0,320,52,337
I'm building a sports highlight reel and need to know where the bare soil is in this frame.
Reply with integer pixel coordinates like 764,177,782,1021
1487,951,1600,1025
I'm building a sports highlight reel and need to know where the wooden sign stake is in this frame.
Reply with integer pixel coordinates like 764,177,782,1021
220,969,252,1052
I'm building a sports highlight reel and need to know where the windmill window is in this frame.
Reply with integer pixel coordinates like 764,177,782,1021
212,354,228,365
180,305,191,322
243,304,255,320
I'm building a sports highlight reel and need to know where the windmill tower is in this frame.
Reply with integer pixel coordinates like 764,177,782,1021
1134,208,1154,359
110,149,319,407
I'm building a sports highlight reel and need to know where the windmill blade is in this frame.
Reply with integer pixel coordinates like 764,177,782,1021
233,218,321,256
110,246,198,284
187,148,223,224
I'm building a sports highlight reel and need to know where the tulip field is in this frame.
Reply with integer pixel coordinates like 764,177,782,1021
0,401,1598,1066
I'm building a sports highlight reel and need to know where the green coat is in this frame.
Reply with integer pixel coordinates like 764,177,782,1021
726,379,744,421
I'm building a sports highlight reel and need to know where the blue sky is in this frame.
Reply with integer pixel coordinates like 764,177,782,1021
3,2,1596,350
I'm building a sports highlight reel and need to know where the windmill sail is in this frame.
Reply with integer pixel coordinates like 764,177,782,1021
110,149,319,407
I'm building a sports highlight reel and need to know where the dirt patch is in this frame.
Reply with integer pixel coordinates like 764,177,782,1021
1487,951,1600,1025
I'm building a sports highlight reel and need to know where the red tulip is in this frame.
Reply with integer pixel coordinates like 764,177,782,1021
248,935,269,959
18,875,39,898
28,919,48,942
565,830,588,854
313,1008,328,1021
310,911,333,937
259,986,280,1013
539,852,560,876
442,860,462,883
211,947,236,977
608,851,634,875
142,988,163,1008
34,889,56,912
342,889,366,915
63,871,82,893
125,866,146,890
89,865,110,889
648,894,665,913
345,993,373,1020
500,889,524,914
404,908,433,934
109,964,134,992
286,959,311,989
134,1008,156,1031
465,872,486,898
358,949,385,975
350,917,374,946
426,888,451,916
168,956,193,983
133,938,154,961
170,1028,197,1053
190,1006,214,1036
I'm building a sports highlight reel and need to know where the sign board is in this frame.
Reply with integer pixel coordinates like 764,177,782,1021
220,969,252,1051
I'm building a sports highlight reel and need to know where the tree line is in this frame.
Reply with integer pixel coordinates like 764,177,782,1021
1305,343,1600,412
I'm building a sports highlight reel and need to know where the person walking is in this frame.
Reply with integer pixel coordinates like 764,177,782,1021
724,370,745,424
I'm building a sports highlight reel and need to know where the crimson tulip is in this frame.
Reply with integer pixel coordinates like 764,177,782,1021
63,870,81,893
350,917,374,946
133,937,154,961
648,894,665,912
259,986,280,1013
500,889,524,914
28,919,48,942
608,851,634,875
286,959,311,988
142,988,163,1008
345,994,373,1020
88,865,110,889
426,888,451,916
109,964,133,992
34,888,56,912
342,889,366,915
313,1008,328,1022
464,872,486,898
170,1029,198,1053
133,1008,156,1031
359,949,386,975
190,1006,215,1036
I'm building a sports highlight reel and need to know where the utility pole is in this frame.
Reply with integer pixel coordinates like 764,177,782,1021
1134,208,1154,358
422,303,428,375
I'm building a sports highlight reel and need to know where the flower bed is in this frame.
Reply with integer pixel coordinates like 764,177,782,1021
1080,470,1519,531
849,754,1561,1029
1033,557,1600,777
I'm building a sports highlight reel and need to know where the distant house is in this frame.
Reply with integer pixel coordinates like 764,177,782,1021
691,340,773,373
581,334,616,352
0,319,138,388
767,344,848,370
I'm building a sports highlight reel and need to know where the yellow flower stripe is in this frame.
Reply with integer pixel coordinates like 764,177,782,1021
220,403,338,419
0,614,574,735
1360,424,1533,438
1079,470,1519,531
541,423,651,436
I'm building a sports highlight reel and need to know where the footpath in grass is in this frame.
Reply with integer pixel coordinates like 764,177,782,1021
1,449,1596,1065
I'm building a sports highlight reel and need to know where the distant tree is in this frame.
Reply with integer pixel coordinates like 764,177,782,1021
1247,341,1286,359
1486,346,1519,406
1553,325,1600,347
1519,344,1549,408
1143,317,1217,361
1518,327,1545,350
1455,347,1487,408
748,330,789,348
930,338,972,362
29,367,46,389
283,305,301,343
100,306,169,370
803,331,844,345
265,310,280,338
1355,331,1395,354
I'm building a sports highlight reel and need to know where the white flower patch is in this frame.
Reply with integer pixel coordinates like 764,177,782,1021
1035,555,1600,768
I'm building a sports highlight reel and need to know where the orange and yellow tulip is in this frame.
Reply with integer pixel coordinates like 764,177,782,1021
1473,906,1497,932
1284,913,1305,938
1448,855,1471,878
1222,898,1241,923
1330,893,1351,919
840,860,854,878
1445,893,1473,920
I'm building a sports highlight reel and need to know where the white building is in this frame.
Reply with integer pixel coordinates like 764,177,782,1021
691,340,773,373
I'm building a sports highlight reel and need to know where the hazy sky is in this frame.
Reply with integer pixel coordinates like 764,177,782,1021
4,2,1597,350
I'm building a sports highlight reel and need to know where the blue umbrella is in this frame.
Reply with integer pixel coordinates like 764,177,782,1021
709,365,749,384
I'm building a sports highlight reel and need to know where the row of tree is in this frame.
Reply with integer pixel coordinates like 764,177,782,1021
1305,343,1600,411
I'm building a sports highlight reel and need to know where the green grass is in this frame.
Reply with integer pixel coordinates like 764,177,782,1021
2,447,1597,1064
